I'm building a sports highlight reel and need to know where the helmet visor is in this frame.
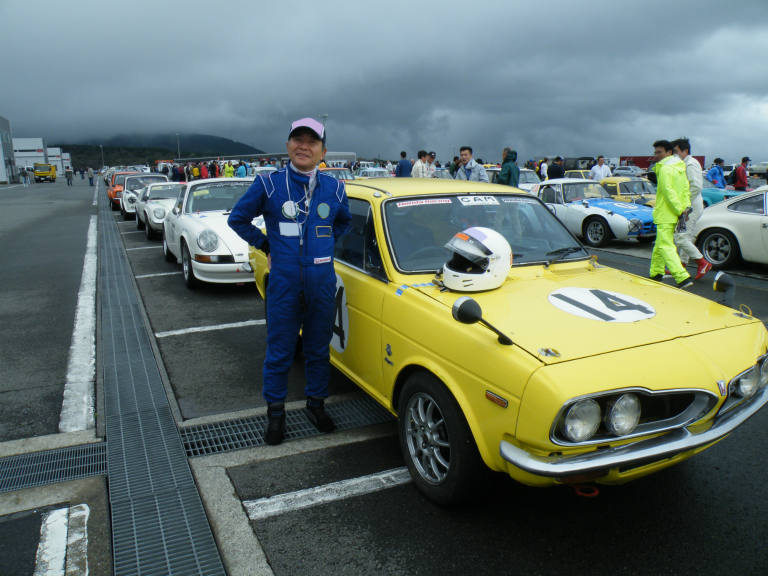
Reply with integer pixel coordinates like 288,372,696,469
444,231,492,265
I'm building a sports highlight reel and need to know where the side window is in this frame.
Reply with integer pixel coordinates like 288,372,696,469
175,188,186,213
334,199,387,281
605,183,618,196
728,194,766,215
540,186,557,204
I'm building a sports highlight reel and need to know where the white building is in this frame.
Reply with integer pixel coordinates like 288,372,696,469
0,116,16,184
47,147,64,173
13,137,48,170
62,152,72,170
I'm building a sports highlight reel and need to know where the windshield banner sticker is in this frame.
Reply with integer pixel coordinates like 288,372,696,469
458,195,499,206
395,198,453,208
549,287,656,322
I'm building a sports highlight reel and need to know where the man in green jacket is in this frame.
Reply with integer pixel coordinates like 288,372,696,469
497,147,520,187
650,140,692,288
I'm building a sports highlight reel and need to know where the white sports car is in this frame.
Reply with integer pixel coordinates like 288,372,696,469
135,182,185,239
533,178,656,247
120,174,169,219
162,178,258,288
695,186,768,268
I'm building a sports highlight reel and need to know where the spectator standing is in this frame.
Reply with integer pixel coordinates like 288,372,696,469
426,151,437,178
705,158,726,188
224,161,235,178
65,166,74,186
454,146,489,182
192,164,200,180
547,156,565,179
19,167,30,187
497,147,520,187
448,156,460,177
733,157,750,191
80,168,85,180
672,138,711,279
87,167,94,186
200,162,209,179
649,140,692,288
395,151,412,177
412,150,429,178
235,161,247,178
539,158,548,179
589,155,612,180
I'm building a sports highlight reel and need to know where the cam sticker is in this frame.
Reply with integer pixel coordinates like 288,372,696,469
458,195,499,206
548,287,656,322
331,274,349,353
317,202,330,219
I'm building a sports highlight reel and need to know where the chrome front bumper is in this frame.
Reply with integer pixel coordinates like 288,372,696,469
500,384,768,478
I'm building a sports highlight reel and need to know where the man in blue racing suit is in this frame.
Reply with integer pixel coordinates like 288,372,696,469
228,118,351,445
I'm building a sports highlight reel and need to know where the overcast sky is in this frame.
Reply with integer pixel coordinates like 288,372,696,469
2,0,767,164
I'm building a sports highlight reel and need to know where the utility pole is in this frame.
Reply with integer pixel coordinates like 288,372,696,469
99,144,104,168
321,114,328,127
176,133,181,159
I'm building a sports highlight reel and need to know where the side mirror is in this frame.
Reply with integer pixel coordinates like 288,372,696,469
451,296,513,345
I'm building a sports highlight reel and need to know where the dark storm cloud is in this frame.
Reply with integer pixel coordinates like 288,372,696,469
2,0,767,163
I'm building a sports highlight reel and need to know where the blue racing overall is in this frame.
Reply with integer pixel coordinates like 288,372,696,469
228,165,351,403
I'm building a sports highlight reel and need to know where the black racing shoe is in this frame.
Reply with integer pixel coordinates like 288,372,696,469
265,402,286,445
305,398,335,433
676,276,694,289
650,274,663,281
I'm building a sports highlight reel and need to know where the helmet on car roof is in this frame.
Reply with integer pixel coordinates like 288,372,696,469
442,227,511,292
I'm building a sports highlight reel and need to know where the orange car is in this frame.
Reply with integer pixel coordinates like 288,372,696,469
107,171,139,211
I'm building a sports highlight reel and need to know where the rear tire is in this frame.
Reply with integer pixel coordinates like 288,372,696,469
398,372,482,505
697,228,740,268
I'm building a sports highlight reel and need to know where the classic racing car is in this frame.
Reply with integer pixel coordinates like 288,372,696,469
135,181,185,239
248,178,768,504
533,178,656,246
600,176,657,207
120,174,169,220
163,178,259,288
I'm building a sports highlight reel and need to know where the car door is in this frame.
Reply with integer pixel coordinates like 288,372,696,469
331,198,388,399
165,186,186,253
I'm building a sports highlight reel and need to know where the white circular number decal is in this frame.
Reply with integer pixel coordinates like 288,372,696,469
330,274,349,353
548,287,656,322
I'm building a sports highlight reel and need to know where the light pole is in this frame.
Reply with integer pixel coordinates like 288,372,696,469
176,133,181,160
321,114,328,127
99,144,104,168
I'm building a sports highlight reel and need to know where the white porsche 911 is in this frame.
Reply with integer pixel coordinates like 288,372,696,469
162,178,259,288
120,174,169,219
135,182,185,239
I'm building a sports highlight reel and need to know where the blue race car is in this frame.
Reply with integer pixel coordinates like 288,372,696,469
701,187,745,207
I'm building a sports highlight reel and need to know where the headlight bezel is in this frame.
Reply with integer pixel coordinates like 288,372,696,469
152,207,166,220
197,229,219,253
720,354,768,414
551,387,718,447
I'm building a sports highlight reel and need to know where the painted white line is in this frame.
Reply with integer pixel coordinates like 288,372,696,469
65,504,90,576
155,319,266,338
2,184,24,190
91,186,98,206
34,507,68,575
59,215,97,433
125,245,163,251
244,467,411,521
121,230,144,235
135,271,183,279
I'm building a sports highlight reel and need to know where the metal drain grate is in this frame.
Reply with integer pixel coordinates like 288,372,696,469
99,193,226,575
0,443,106,494
182,395,395,457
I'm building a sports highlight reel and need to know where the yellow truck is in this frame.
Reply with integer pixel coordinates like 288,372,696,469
34,163,57,183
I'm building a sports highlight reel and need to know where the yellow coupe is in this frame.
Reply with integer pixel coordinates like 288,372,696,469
249,179,768,504
601,176,657,207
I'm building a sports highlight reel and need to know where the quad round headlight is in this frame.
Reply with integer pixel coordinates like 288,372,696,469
735,369,759,399
197,229,219,252
759,357,768,389
126,195,136,204
152,207,166,219
563,399,601,442
629,218,642,233
605,393,641,436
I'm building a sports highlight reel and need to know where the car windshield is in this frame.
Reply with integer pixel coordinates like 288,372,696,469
323,168,354,180
148,183,183,199
563,182,610,202
620,180,654,196
519,170,540,184
125,175,167,191
383,193,586,272
115,175,128,186
185,181,250,213
364,169,391,178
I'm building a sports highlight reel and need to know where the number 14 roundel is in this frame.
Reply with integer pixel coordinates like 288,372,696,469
548,287,656,323
331,274,350,353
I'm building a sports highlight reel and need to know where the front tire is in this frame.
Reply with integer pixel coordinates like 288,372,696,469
698,228,740,268
582,216,611,247
144,219,154,240
137,212,145,230
163,235,176,262
181,242,199,289
398,372,482,505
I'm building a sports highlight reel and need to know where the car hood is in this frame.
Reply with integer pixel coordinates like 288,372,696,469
414,263,758,364
574,198,654,220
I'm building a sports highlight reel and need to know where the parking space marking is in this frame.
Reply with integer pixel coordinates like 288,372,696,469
243,467,411,521
121,230,144,235
91,187,98,206
155,319,266,338
135,271,183,279
125,245,163,251
59,215,96,433
33,507,68,575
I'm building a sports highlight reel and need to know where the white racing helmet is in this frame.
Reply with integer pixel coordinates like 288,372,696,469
442,227,512,292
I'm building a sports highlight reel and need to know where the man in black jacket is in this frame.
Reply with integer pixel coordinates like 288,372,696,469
547,156,565,179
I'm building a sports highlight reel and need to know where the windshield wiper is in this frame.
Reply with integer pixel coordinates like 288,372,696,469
544,246,585,267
